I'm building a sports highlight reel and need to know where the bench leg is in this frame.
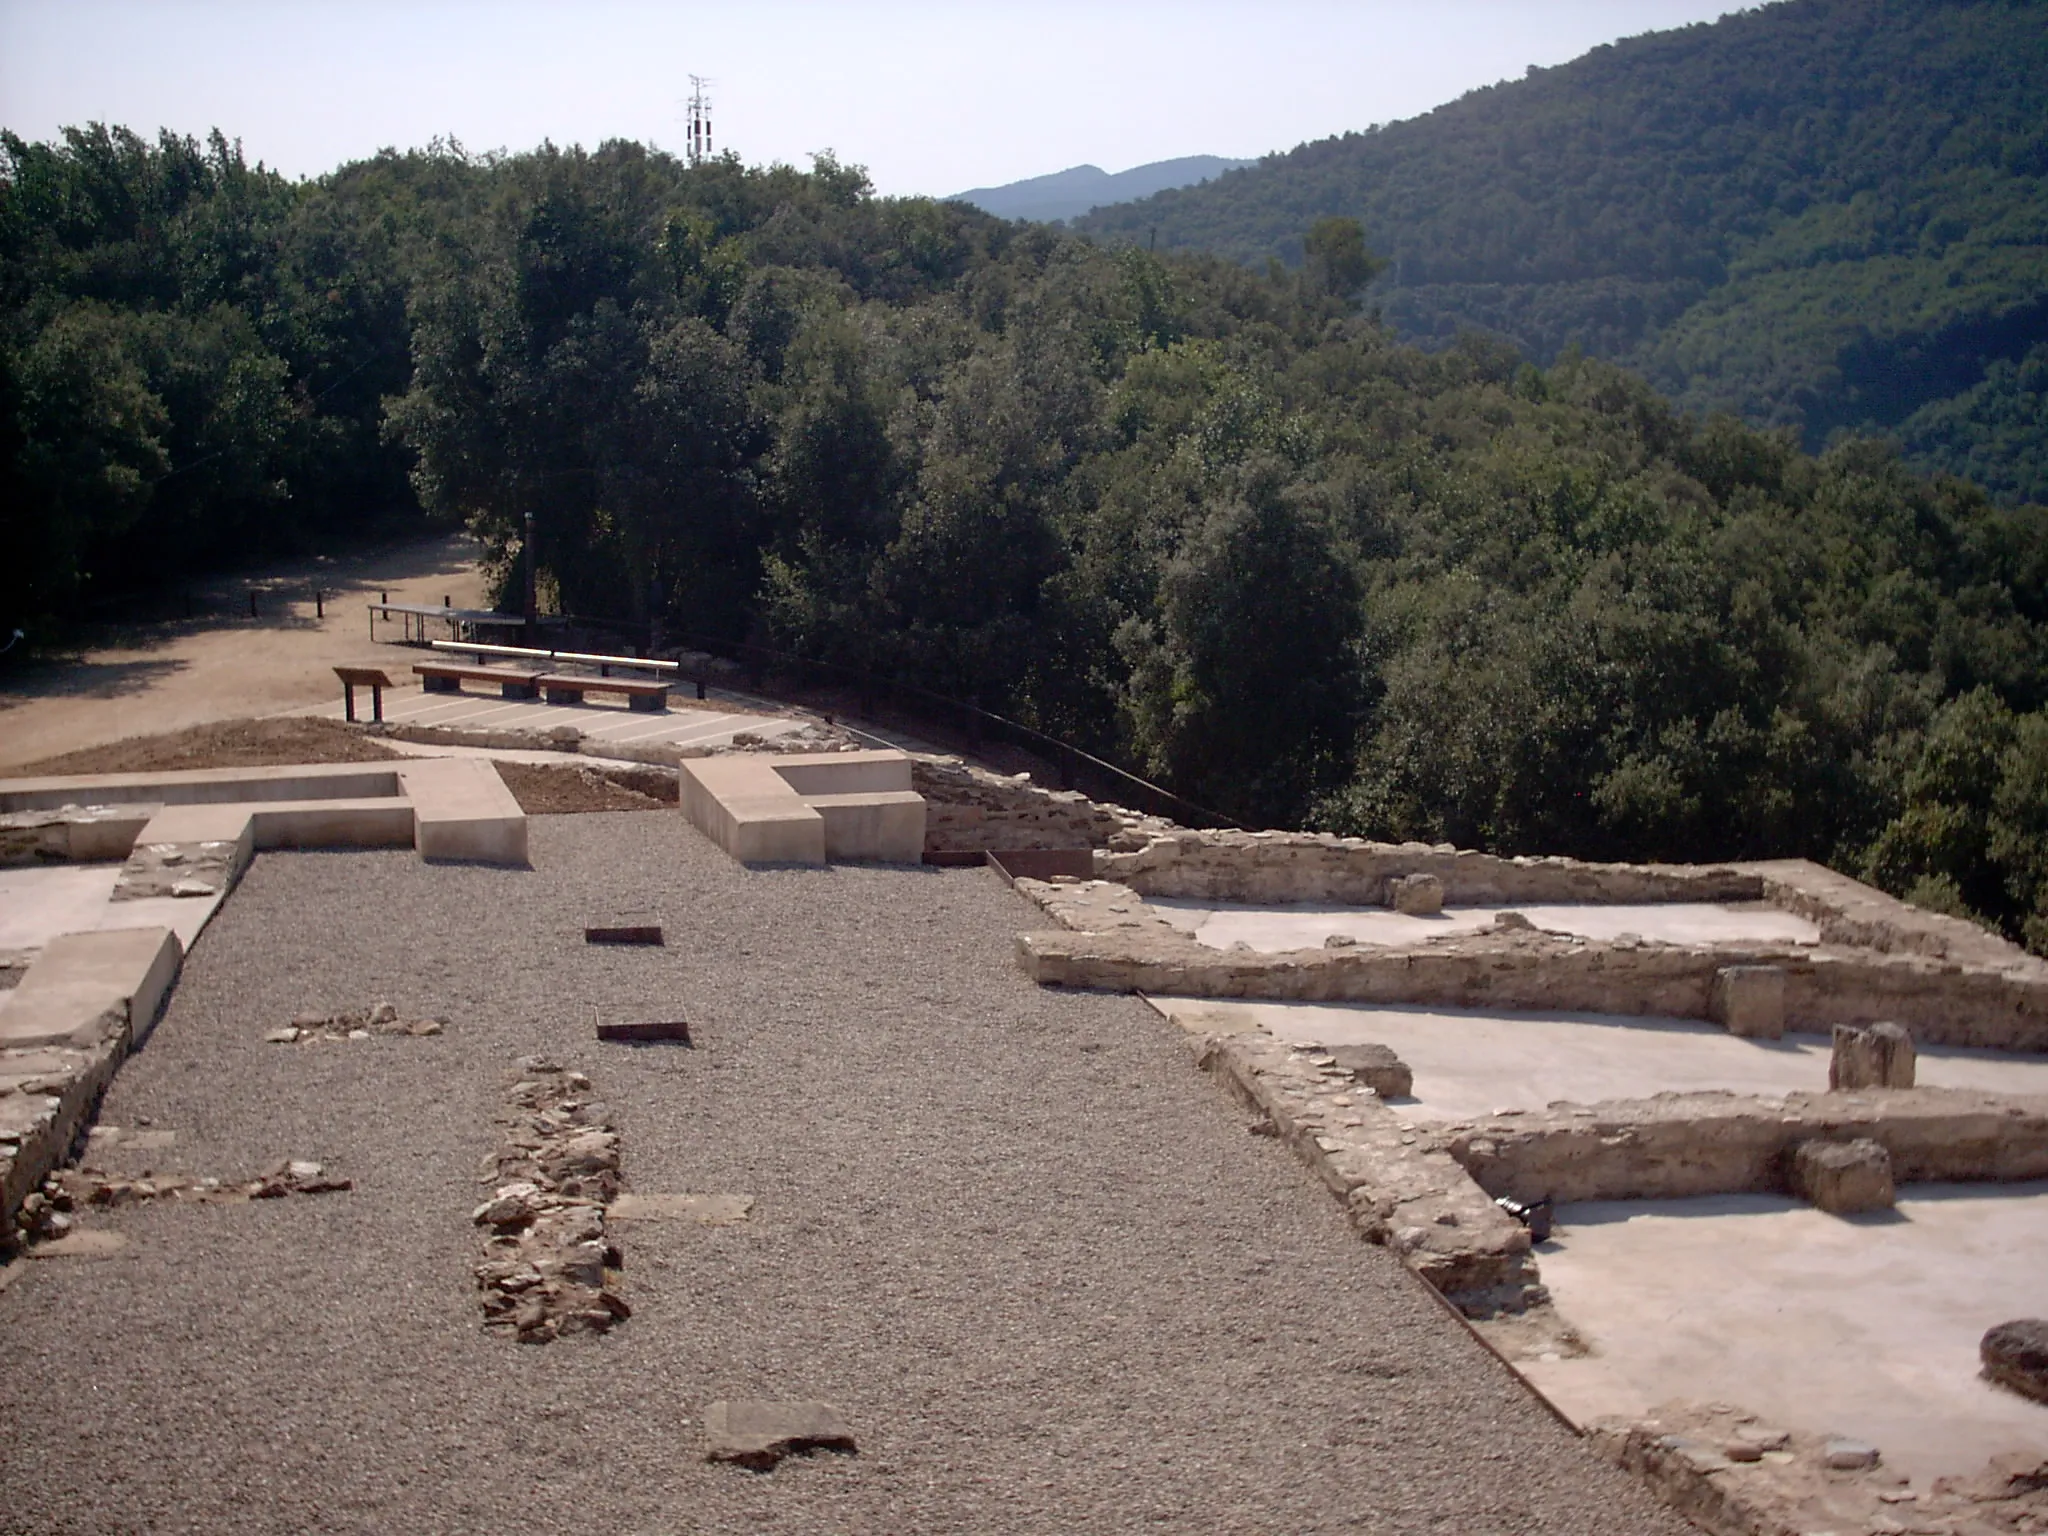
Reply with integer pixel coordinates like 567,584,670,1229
423,675,457,693
630,691,667,713
503,681,539,700
371,685,384,724
543,686,584,705
343,682,357,723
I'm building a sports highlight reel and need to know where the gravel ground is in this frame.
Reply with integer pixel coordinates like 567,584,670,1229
0,812,1692,1536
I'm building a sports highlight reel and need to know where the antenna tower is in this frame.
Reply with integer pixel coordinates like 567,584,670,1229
686,75,714,166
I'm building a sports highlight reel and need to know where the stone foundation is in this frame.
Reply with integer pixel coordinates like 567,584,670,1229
1432,1088,2048,1204
1589,1400,2048,1536
1101,830,1764,905
913,756,1174,854
1015,877,2048,1050
1152,1001,1538,1313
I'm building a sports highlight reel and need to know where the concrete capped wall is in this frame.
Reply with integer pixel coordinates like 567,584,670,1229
680,751,924,865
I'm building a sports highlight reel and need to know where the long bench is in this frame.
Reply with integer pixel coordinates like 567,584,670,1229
414,662,544,699
537,672,669,711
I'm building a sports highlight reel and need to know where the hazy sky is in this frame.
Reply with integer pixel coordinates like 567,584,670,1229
1,2,1744,197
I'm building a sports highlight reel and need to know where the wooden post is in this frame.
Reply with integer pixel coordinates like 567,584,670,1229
248,590,258,619
314,587,324,619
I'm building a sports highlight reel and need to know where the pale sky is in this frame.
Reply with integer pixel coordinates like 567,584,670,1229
0,2,1746,197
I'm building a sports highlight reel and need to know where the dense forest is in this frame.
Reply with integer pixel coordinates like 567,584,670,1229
1076,0,2048,506
3,124,2047,953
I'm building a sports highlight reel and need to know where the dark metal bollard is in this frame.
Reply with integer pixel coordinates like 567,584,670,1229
314,587,324,619
248,591,258,619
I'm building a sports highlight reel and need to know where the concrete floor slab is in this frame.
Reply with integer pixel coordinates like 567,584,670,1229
0,866,123,951
1149,899,1822,952
1524,1184,2048,1484
1,865,228,954
1207,999,2048,1120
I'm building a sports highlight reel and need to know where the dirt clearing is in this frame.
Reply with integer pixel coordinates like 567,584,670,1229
12,716,403,775
0,533,484,770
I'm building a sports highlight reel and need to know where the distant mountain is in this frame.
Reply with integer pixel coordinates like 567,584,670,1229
950,155,1254,224
1074,0,2048,505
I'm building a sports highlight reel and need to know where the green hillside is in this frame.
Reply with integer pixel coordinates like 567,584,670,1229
6,128,2048,951
1075,0,2048,503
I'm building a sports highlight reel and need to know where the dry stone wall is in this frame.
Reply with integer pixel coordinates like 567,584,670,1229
1015,878,2048,1049
1101,830,1764,905
913,756,1175,853
1160,1005,1539,1313
1432,1087,2048,1204
1591,1400,2048,1536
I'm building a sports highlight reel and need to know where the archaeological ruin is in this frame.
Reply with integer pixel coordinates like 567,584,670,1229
3,711,2043,1535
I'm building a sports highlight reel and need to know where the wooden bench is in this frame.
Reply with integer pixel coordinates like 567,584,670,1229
536,672,670,712
333,666,398,723
413,662,545,699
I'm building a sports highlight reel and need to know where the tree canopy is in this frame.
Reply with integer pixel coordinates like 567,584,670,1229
1075,0,2048,506
5,122,2047,954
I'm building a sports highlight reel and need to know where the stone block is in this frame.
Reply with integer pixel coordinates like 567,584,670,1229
1710,964,1786,1040
1980,1318,2048,1404
1829,1021,1916,1090
1389,872,1444,915
1792,1137,1894,1214
703,1400,856,1469
1328,1042,1414,1098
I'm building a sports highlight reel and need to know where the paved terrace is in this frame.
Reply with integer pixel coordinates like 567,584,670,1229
303,680,812,752
0,812,1685,1535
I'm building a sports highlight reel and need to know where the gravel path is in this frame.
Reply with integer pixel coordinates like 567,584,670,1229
0,813,1691,1535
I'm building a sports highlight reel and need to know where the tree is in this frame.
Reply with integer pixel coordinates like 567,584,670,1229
1120,457,1362,825
1302,216,1386,300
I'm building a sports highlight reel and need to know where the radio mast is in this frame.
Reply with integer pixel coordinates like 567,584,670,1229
686,75,714,166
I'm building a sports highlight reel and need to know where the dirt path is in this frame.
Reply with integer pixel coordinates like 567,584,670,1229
0,535,484,770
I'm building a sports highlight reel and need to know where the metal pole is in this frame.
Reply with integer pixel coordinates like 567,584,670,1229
523,512,538,647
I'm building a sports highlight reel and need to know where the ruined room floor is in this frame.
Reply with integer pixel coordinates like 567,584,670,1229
1148,898,1822,952
1189,999,2048,1119
1524,1182,2048,1485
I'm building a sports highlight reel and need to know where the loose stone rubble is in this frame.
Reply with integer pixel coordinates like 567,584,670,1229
112,838,244,901
1982,1319,2048,1404
472,1056,630,1344
12,1155,350,1249
264,1002,446,1044
1589,1400,2048,1536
